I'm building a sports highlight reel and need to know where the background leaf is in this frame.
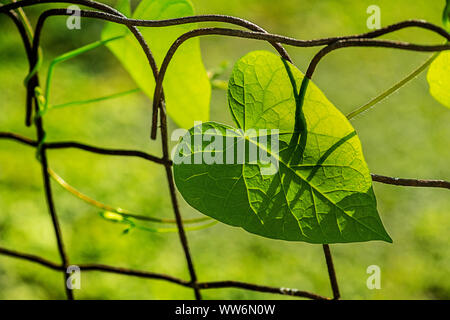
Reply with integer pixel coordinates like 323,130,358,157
102,0,211,129
427,51,450,109
174,51,391,244
443,0,450,29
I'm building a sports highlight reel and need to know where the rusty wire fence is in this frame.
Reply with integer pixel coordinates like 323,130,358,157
1,0,450,300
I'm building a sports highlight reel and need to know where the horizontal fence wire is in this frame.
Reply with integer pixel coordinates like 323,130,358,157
0,0,449,300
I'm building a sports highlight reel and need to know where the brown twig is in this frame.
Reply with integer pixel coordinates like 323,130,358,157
371,174,450,189
0,131,167,164
197,281,329,300
322,244,340,300
0,246,63,271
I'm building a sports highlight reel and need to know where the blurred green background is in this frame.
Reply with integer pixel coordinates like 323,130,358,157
0,0,449,300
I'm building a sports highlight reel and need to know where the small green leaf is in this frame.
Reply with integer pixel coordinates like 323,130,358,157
173,51,391,244
427,51,450,109
443,0,450,29
101,0,211,129
101,211,127,223
99,211,215,234
122,227,133,235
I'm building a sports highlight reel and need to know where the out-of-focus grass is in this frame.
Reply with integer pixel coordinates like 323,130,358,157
0,0,449,299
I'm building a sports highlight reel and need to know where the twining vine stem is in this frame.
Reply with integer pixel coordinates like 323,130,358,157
0,0,449,301
345,53,440,120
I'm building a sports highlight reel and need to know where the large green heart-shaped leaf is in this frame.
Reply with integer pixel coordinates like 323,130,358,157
173,51,392,244
427,51,450,109
102,0,210,128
